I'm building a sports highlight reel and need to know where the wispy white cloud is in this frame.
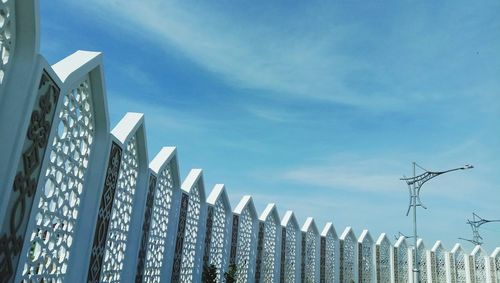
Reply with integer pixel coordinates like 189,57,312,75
64,0,413,109
244,105,299,123
280,157,403,193
107,92,209,133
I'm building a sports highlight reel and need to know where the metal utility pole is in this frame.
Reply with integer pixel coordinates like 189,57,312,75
459,212,500,246
400,162,473,283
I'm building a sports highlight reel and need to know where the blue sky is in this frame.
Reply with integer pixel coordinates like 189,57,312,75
40,1,500,252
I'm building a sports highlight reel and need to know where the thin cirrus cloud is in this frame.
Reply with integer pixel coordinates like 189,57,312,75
67,0,413,110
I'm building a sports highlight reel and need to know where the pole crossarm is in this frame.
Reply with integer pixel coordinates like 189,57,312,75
400,167,469,188
468,212,500,227
460,212,500,246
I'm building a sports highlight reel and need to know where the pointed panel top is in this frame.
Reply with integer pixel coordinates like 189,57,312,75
394,235,407,248
376,233,391,247
340,226,356,242
320,222,338,239
181,169,206,201
491,247,500,258
471,245,486,257
111,112,145,145
234,195,257,220
358,229,373,244
431,240,445,253
149,147,177,174
451,243,464,255
206,184,231,212
301,217,319,234
416,238,425,251
52,51,102,83
281,210,299,228
259,203,280,223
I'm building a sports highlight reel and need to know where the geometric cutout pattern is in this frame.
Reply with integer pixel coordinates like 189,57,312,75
358,233,374,283
171,193,189,283
394,238,408,283
179,184,201,282
143,164,175,283
322,229,337,283
473,248,487,283
255,222,264,283
22,78,94,281
236,208,254,283
282,221,298,283
86,142,122,283
340,232,356,283
494,251,500,283
0,0,14,84
135,175,157,283
376,237,391,283
261,214,278,283
304,226,318,283
432,244,446,283
417,241,428,283
208,197,228,282
0,72,60,283
100,136,139,282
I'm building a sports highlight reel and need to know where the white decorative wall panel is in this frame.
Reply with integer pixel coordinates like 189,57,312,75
0,0,14,84
358,230,375,283
206,189,229,283
321,223,338,283
451,245,467,283
302,218,319,283
394,237,409,283
100,136,139,282
340,227,357,283
179,183,201,282
417,240,428,283
236,208,254,282
281,211,299,283
430,241,446,283
143,163,175,282
472,246,487,283
262,214,279,282
21,78,95,281
375,234,391,283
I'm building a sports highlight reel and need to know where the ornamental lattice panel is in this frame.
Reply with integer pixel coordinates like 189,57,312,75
0,72,60,283
431,243,446,283
417,241,428,283
494,250,500,283
358,231,374,283
100,136,139,282
282,216,298,283
179,183,202,282
236,208,254,282
207,195,228,282
376,235,391,283
340,231,356,283
472,248,487,283
452,247,467,283
142,163,175,282
304,227,318,283
394,238,408,283
0,0,14,84
21,78,95,281
261,211,279,283
322,228,337,283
